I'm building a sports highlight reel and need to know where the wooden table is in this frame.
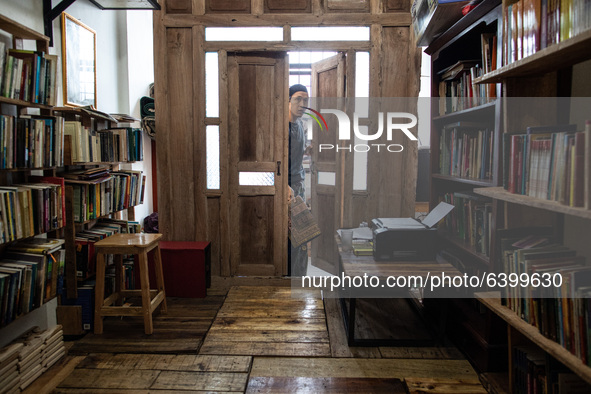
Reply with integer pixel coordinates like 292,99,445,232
337,243,461,347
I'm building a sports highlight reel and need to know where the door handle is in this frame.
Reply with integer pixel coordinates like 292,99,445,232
277,161,281,176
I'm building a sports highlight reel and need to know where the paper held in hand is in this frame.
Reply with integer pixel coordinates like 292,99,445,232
289,196,321,248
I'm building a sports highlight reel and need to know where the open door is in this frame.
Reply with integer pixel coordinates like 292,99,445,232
227,52,288,276
310,53,346,274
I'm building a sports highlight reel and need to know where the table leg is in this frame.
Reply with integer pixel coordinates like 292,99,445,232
152,245,167,313
138,251,153,335
94,253,106,334
115,254,124,306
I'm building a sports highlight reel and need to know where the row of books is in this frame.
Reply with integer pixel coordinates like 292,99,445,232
440,191,492,257
0,177,65,245
0,325,65,393
513,345,589,393
439,122,495,180
437,61,495,115
499,230,591,364
66,169,146,223
64,121,144,164
0,44,58,106
503,0,591,66
503,122,590,208
0,114,65,169
75,218,141,280
0,238,65,327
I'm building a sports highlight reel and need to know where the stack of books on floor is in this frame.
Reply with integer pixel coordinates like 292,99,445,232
0,342,21,394
0,325,65,392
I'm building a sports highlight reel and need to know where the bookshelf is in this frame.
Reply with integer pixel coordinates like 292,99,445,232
477,292,591,386
56,108,145,300
426,0,506,375
0,14,64,337
431,0,591,390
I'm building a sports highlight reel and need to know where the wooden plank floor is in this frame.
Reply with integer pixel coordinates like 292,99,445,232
67,295,224,355
25,285,489,393
199,286,331,357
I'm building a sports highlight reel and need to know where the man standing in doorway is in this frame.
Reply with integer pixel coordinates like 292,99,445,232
288,84,309,276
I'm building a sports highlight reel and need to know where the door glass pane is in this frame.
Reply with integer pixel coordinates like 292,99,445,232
206,126,220,189
205,52,219,118
318,171,336,186
239,172,275,186
354,52,370,191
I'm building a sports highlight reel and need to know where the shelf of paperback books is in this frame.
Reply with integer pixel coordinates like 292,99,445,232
474,187,591,220
438,230,491,266
0,237,65,328
474,23,591,84
476,292,591,386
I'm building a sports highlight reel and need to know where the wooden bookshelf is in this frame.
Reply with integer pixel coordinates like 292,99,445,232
473,187,591,220
476,292,591,386
474,29,591,84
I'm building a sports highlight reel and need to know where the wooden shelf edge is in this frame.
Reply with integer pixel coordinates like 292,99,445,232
0,96,53,109
0,14,50,42
438,230,490,266
432,173,496,187
0,295,58,329
473,187,591,219
476,292,591,386
474,28,591,84
0,228,66,247
433,101,497,122
74,205,142,225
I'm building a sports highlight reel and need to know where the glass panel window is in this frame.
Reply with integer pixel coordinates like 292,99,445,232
318,171,336,186
291,27,370,41
206,126,220,189
205,52,219,118
205,27,283,41
239,172,275,186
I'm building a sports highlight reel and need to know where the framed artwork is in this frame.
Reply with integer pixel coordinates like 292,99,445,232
61,12,97,107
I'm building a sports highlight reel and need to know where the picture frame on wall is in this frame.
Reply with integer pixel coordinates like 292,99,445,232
61,12,97,108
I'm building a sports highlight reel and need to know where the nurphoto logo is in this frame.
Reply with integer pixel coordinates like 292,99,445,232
315,109,418,153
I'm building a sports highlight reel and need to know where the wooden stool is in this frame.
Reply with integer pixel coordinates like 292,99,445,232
94,233,167,335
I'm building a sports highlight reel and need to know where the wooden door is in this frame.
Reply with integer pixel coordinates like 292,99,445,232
310,54,346,274
227,52,288,276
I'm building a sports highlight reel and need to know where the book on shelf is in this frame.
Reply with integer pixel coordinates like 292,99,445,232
503,0,591,66
438,60,495,115
503,122,589,208
439,122,494,180
1,114,64,169
440,190,492,256
63,121,143,164
0,238,65,326
497,228,591,365
0,49,58,105
65,170,145,222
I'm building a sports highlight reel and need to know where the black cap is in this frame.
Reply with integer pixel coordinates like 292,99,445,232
289,84,308,99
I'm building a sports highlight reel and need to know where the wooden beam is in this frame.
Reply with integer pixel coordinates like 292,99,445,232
163,13,411,27
203,41,371,52
218,49,230,277
194,25,209,241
